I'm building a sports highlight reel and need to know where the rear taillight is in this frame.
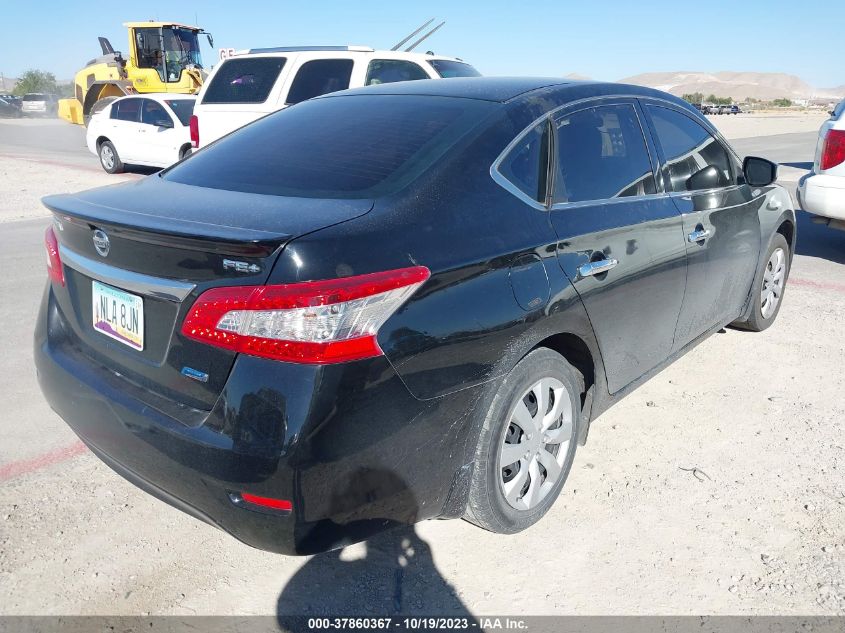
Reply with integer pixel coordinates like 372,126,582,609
820,129,845,170
44,226,64,286
189,114,199,148
181,266,430,364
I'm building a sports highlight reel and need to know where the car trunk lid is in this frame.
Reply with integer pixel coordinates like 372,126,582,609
43,176,372,413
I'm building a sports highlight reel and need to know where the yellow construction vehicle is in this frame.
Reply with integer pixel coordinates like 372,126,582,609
58,21,213,125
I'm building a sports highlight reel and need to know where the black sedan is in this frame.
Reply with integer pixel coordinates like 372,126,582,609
35,77,795,554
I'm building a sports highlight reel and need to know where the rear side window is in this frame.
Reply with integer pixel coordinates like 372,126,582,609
365,60,429,85
202,57,286,104
646,105,736,191
497,123,549,203
554,103,656,204
428,60,481,78
164,99,195,126
286,59,354,104
163,94,495,198
112,98,142,122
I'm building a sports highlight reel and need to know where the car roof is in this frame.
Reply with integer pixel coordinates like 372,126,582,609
114,93,197,103
325,76,683,105
230,46,466,64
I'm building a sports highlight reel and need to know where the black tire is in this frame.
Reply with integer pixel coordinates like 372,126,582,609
98,140,124,174
85,96,118,127
178,145,192,160
464,347,582,533
737,233,790,332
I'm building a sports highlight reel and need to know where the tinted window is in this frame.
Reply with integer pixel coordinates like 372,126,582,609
429,60,481,78
23,93,45,101
164,99,195,126
365,60,429,85
113,98,142,122
553,104,656,204
498,123,549,203
164,94,495,198
646,105,736,192
202,57,286,104
141,100,172,126
286,59,354,105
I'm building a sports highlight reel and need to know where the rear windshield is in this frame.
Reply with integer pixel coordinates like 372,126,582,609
165,99,195,125
23,94,46,101
202,57,286,104
428,60,481,78
163,94,495,198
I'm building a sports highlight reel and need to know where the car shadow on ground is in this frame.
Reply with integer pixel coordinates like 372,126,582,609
122,165,161,176
781,161,814,170
275,470,478,629
794,209,845,264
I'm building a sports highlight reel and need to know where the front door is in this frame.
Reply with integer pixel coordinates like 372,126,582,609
138,99,179,166
548,100,688,393
641,103,761,350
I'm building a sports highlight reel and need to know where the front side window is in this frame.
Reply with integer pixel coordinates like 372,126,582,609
113,98,142,122
646,105,737,192
365,60,429,85
286,59,354,105
428,60,481,78
497,123,549,203
202,57,286,104
141,100,172,126
553,103,656,204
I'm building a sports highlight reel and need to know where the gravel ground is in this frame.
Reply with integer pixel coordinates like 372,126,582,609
0,112,843,618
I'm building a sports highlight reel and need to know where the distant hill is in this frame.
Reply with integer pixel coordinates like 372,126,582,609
618,71,843,101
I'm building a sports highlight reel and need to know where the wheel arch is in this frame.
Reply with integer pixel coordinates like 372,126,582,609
95,135,110,149
776,217,795,253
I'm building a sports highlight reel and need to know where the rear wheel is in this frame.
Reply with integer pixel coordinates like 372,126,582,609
464,348,581,533
178,145,192,161
98,140,124,174
738,233,790,332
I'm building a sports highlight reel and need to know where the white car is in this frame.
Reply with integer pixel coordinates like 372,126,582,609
87,94,196,173
190,45,479,148
798,100,845,225
21,93,58,116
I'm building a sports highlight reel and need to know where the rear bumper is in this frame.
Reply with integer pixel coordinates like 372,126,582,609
798,172,845,220
35,284,482,554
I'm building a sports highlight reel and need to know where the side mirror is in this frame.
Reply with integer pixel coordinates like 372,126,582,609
743,156,777,187
206,33,214,48
686,165,725,191
154,119,173,129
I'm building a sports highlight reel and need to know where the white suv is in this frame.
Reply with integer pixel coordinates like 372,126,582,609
798,100,845,225
190,46,479,148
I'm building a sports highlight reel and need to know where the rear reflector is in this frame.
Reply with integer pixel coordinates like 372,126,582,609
189,114,199,148
229,491,293,514
44,226,65,286
821,129,845,171
181,266,430,364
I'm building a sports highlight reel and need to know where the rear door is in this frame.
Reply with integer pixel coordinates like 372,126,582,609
641,102,761,350
109,98,143,162
546,99,688,393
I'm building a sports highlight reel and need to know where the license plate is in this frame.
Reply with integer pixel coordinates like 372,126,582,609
92,280,144,351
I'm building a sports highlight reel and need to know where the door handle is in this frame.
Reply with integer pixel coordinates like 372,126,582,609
687,228,711,243
767,198,782,211
578,258,618,278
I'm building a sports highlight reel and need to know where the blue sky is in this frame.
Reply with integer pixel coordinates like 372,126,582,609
1,0,841,88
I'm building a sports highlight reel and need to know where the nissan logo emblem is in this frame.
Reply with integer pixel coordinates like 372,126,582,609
93,229,110,257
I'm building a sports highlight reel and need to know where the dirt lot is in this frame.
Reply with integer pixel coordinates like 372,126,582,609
0,112,843,618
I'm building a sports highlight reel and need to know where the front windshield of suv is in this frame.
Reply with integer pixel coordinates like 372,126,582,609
428,60,481,78
163,94,496,198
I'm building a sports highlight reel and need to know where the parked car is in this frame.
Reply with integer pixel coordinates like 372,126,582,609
798,99,845,224
701,104,719,115
86,94,196,173
36,77,795,555
0,96,21,118
190,45,480,148
21,92,58,116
